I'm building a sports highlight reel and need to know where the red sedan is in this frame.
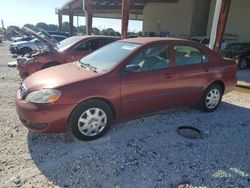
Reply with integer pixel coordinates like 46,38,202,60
15,38,237,140
17,30,118,78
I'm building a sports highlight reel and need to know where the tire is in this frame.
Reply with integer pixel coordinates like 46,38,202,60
42,62,59,69
199,83,223,112
20,47,32,55
239,58,248,70
69,100,113,141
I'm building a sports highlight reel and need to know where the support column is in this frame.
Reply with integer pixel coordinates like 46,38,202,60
214,0,231,52
121,0,131,39
84,0,93,35
58,14,62,32
209,0,231,52
69,12,74,36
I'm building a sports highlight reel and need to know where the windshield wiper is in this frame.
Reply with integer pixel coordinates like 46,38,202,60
78,60,98,73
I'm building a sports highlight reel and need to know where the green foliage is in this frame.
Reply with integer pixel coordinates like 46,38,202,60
77,25,86,34
18,22,141,37
36,22,49,31
48,24,59,31
62,22,76,33
23,24,38,31
92,27,100,35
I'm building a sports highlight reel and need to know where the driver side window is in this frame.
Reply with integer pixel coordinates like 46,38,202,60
75,39,101,52
129,45,169,72
75,41,91,51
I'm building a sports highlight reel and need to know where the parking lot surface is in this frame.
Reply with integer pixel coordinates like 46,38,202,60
0,41,250,187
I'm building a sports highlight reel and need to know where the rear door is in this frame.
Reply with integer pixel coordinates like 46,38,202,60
120,43,174,118
173,44,211,105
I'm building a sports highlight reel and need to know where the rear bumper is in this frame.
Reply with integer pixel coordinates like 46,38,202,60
15,91,74,133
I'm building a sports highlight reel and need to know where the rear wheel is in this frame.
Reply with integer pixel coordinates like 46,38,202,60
200,84,223,112
69,100,113,141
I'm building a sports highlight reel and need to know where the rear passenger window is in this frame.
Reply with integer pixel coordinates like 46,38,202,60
175,45,207,66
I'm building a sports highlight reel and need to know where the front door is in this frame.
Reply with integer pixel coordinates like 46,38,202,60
120,44,174,118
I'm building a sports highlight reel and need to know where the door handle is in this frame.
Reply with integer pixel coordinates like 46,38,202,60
164,72,171,78
205,66,209,72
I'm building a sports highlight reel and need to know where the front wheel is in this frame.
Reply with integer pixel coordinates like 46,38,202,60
200,84,223,112
69,100,113,141
20,47,32,55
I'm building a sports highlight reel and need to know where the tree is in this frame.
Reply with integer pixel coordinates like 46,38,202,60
77,25,86,34
48,24,59,31
114,31,121,36
101,28,115,36
23,24,37,31
137,31,143,37
36,22,49,31
92,27,100,35
62,22,70,32
62,22,76,34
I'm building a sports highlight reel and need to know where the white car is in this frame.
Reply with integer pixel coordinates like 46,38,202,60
9,27,67,55
9,38,47,55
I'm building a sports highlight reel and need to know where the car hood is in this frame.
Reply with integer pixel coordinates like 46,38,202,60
22,27,57,51
23,62,101,91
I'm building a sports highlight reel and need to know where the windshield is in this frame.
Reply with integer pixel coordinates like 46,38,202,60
57,36,83,52
79,41,141,72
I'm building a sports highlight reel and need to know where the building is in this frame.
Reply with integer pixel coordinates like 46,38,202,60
56,0,250,49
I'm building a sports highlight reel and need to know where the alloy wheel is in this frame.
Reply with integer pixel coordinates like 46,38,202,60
206,88,221,109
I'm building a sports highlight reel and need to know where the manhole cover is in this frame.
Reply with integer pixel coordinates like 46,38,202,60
177,126,203,139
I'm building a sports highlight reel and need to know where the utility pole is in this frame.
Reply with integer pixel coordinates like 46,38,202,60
1,19,5,30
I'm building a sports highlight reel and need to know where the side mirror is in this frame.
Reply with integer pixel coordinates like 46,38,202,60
124,64,141,73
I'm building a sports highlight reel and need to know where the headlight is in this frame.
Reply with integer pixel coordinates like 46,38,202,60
25,89,61,104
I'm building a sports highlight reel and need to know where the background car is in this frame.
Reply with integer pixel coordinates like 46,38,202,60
15,37,237,141
47,31,70,38
221,42,250,69
17,32,118,78
190,37,227,49
9,27,67,55
51,35,67,42
10,38,47,55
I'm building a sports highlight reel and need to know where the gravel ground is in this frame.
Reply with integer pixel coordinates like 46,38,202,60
0,41,250,188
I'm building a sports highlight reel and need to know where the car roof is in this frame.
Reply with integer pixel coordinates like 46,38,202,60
73,35,119,40
120,37,187,44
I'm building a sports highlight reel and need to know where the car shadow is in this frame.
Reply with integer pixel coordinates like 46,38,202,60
27,101,250,187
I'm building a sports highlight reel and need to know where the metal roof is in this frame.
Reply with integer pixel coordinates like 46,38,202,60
56,0,178,20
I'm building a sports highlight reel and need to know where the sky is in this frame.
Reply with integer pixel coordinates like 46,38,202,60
0,0,142,32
